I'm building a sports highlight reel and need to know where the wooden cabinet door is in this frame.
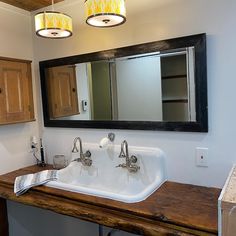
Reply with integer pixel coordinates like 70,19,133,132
47,65,79,119
0,59,34,124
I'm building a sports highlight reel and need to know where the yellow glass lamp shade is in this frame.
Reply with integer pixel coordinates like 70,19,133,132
85,0,126,27
35,11,73,39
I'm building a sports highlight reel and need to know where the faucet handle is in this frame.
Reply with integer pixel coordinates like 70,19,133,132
130,155,138,163
85,150,91,158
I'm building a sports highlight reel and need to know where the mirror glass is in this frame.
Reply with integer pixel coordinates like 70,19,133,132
40,34,207,132
46,47,196,122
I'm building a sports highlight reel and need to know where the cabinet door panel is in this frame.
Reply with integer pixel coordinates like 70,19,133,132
47,66,79,119
57,72,74,112
4,68,24,114
0,59,34,124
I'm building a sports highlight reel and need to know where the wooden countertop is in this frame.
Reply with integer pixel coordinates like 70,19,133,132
0,165,221,236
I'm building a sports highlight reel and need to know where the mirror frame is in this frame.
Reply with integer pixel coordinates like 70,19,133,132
39,33,207,132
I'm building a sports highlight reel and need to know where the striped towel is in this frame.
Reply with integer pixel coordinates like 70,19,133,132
14,170,58,196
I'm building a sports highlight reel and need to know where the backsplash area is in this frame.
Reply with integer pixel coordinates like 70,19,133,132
43,128,220,187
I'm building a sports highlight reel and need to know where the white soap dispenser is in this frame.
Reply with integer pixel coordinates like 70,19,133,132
99,133,115,149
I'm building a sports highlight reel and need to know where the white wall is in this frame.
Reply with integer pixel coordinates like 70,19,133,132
1,0,236,235
0,3,45,235
33,0,236,188
0,2,38,175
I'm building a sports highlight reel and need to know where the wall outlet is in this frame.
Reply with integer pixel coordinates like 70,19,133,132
196,147,208,167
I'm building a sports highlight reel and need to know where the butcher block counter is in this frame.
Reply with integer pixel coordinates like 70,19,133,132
0,165,220,236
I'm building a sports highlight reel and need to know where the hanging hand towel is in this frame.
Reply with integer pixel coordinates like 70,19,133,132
14,170,58,196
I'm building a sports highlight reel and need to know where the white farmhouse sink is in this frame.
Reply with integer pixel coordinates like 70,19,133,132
46,144,166,203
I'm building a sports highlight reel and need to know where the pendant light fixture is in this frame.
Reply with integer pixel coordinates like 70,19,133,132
85,0,126,27
35,0,73,39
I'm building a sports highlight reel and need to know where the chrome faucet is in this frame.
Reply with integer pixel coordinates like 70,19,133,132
72,137,92,166
117,140,140,173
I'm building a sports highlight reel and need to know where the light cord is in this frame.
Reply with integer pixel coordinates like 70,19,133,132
51,0,54,11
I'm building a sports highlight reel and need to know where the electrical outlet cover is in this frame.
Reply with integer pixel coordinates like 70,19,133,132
196,147,208,167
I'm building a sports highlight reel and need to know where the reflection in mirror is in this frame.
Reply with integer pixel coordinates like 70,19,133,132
46,65,79,119
46,47,195,122
40,33,207,132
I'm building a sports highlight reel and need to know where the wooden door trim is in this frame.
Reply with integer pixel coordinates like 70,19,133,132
0,57,32,64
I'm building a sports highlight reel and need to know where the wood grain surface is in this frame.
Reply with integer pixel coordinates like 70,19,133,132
1,0,64,11
0,165,221,235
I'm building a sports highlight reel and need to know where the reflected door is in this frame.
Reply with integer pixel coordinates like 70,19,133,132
47,65,79,118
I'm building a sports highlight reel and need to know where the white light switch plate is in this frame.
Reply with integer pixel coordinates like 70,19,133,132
196,147,208,167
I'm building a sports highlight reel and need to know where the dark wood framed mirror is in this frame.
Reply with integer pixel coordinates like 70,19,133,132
39,33,207,132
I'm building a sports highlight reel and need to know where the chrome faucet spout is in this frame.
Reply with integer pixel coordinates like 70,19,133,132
119,140,129,158
123,140,129,158
117,140,140,173
72,137,83,154
71,137,92,167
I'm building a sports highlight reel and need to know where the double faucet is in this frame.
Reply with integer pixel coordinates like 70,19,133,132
72,137,92,166
71,136,140,173
117,140,140,173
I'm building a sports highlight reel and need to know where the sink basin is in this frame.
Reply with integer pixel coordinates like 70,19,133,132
46,144,166,203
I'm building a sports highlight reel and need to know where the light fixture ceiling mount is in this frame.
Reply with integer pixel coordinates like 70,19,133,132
85,0,126,28
35,0,73,39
